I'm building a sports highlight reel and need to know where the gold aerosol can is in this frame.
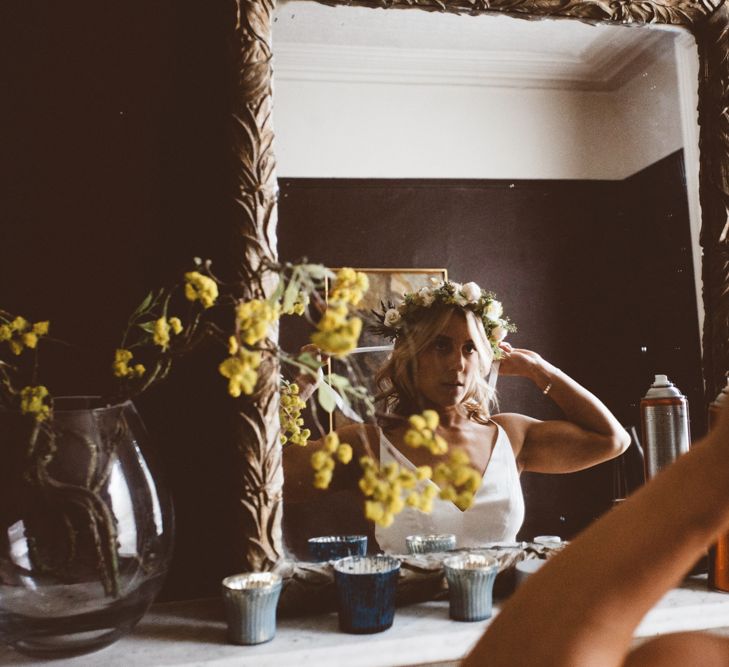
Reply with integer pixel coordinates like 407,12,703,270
640,374,690,481
708,375,729,591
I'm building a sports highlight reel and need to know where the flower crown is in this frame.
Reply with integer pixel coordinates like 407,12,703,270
371,280,516,359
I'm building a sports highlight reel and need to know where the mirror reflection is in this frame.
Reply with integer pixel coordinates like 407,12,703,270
273,3,703,558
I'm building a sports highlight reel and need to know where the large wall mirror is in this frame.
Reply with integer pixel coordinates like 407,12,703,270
228,0,729,603
3,1,728,604
271,2,705,559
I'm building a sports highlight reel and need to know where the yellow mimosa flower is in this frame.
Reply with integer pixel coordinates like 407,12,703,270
32,321,50,335
310,450,331,471
112,348,146,378
20,385,51,422
415,465,432,481
153,317,171,351
324,432,340,453
337,443,353,464
314,469,333,490
10,316,29,332
184,271,219,309
21,332,38,349
218,349,261,397
422,409,439,430
168,317,182,335
455,491,475,511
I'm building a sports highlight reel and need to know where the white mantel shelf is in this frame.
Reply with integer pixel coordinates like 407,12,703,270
3,577,729,667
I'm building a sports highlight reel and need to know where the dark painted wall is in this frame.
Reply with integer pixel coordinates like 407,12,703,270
278,151,703,540
0,3,241,600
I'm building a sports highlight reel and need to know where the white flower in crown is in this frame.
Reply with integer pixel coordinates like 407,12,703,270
418,287,436,307
490,323,509,342
486,299,503,319
384,308,402,327
461,282,482,304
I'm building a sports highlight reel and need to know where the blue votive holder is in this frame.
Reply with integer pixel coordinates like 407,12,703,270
406,533,457,554
333,555,401,634
443,554,499,622
221,572,282,645
308,535,368,562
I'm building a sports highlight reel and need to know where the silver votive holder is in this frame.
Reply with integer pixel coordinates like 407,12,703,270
308,535,367,562
405,533,457,554
443,554,499,622
221,572,282,645
514,558,546,588
333,555,401,634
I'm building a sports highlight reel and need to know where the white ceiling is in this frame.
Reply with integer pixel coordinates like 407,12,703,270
272,2,688,90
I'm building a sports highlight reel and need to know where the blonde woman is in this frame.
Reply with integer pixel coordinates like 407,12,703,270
284,280,630,551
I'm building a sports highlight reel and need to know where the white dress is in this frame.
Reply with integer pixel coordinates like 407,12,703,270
374,423,525,553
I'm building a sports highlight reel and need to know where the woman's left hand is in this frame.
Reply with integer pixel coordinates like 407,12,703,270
496,344,545,379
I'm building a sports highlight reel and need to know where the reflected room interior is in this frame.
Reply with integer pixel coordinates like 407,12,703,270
0,1,708,602
274,4,704,558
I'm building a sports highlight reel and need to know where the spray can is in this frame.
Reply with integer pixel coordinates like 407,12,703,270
640,374,690,480
708,375,729,591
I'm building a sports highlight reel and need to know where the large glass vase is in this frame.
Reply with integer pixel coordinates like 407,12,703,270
0,398,174,658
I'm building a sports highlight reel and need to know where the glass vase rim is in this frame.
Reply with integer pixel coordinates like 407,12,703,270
0,395,135,416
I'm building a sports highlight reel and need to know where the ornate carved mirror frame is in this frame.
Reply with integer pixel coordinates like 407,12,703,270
227,0,729,597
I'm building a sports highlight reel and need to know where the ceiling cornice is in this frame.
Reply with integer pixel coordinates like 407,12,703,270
273,31,674,91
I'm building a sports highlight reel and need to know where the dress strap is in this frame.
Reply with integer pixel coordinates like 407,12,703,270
379,430,418,471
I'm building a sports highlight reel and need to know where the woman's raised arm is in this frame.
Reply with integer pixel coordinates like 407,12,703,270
496,346,630,472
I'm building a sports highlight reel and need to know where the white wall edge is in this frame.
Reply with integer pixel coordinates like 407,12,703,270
674,31,704,363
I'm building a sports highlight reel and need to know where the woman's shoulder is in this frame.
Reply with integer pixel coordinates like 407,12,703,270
491,413,538,456
336,423,382,456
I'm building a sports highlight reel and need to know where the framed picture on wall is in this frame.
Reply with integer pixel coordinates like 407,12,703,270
328,267,447,427
334,267,448,348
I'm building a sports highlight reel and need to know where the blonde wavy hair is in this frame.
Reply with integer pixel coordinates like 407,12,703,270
375,305,496,422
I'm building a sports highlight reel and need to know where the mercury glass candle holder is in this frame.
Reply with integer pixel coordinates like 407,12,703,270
514,558,546,587
307,535,367,562
405,533,457,554
221,572,282,645
443,554,499,622
333,555,401,634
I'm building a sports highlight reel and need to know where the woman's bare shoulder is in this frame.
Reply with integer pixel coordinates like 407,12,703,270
491,413,539,457
491,412,538,430
336,423,381,456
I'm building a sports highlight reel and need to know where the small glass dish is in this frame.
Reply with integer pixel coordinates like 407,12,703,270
405,533,457,554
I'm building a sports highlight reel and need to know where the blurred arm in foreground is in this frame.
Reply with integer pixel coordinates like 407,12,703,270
464,401,729,667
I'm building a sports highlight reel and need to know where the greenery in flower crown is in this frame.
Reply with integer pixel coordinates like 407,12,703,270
370,279,516,360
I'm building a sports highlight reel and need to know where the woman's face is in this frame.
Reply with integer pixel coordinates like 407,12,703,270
412,310,488,409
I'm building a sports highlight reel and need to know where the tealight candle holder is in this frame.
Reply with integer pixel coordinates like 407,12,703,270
514,558,546,588
333,555,401,634
443,554,499,622
307,535,367,562
221,572,282,645
405,533,457,554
